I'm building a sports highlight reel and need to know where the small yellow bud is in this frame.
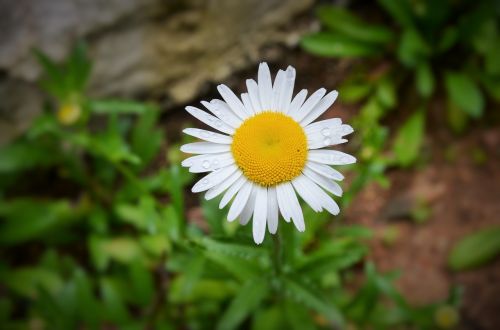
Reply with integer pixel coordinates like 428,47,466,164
57,102,81,125
435,305,459,329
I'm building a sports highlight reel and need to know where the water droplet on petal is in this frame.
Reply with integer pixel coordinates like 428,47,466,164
212,159,220,167
202,160,211,169
321,128,331,136
202,178,209,185
323,138,331,146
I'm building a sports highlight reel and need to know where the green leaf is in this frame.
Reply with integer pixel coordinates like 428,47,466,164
0,199,73,244
252,306,287,330
284,301,317,330
316,6,394,44
338,82,372,104
393,110,425,167
282,277,343,327
444,72,484,118
397,29,431,67
301,32,381,58
100,278,130,323
448,227,500,271
128,262,155,306
201,197,226,236
416,62,435,98
66,41,92,92
446,101,468,134
376,77,397,109
87,99,155,115
131,107,163,169
34,49,68,99
0,141,59,173
0,267,63,298
377,0,415,28
216,278,269,330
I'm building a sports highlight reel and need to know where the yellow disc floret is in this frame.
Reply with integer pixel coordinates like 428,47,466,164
231,112,307,186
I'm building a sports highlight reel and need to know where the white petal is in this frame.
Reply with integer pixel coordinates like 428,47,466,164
253,185,268,244
227,181,253,221
272,70,285,111
288,89,308,117
303,167,343,197
308,135,347,149
205,170,242,200
246,79,262,113
281,182,305,232
217,84,251,120
239,186,257,225
292,88,326,122
306,161,344,181
305,119,353,140
291,175,323,212
180,142,230,154
220,176,247,208
306,119,352,149
182,152,234,173
296,175,340,215
258,62,273,110
201,100,242,128
276,183,291,222
305,118,342,135
308,150,357,165
185,106,234,135
280,66,296,113
300,90,338,126
182,128,232,144
192,164,238,193
241,93,255,115
267,187,278,234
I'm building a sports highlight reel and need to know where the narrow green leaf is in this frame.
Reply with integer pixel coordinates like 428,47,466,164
316,6,394,44
282,277,343,326
301,33,380,58
338,82,372,104
131,107,163,169
445,72,485,118
377,0,415,28
397,29,431,67
448,227,500,271
416,62,435,98
376,77,397,109
217,278,269,330
88,99,155,115
100,278,130,323
284,301,317,330
393,110,425,167
0,199,73,244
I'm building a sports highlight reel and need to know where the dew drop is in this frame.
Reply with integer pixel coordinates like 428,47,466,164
212,159,220,167
323,138,331,146
321,128,331,136
202,178,209,185
202,160,211,169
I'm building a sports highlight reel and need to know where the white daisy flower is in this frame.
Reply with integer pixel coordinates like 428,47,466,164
181,63,356,244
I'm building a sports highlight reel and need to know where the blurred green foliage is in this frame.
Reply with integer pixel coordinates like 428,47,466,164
302,0,500,170
0,44,461,329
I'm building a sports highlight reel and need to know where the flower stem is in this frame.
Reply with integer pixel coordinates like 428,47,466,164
272,233,282,275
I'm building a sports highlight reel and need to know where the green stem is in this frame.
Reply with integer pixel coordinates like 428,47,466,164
272,233,282,275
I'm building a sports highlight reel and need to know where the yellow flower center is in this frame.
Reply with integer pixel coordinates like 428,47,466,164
231,112,307,186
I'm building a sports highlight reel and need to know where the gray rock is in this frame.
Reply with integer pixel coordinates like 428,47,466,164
0,0,313,144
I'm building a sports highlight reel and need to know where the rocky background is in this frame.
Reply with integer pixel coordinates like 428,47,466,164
0,0,313,144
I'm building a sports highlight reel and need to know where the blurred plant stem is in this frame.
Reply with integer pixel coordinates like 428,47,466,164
272,233,282,276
